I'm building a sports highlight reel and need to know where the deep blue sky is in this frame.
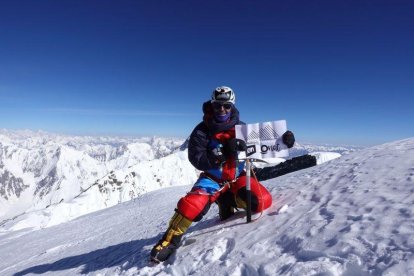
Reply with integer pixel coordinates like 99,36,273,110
1,0,413,145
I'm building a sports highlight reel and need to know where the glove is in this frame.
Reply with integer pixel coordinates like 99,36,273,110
282,130,295,148
223,138,247,157
210,144,226,164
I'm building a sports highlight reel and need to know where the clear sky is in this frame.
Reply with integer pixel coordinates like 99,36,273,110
0,0,413,146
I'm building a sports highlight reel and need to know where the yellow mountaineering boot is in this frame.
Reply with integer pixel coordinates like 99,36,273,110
150,212,192,262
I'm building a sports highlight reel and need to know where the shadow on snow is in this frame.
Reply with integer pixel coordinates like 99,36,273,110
13,212,247,275
13,235,160,276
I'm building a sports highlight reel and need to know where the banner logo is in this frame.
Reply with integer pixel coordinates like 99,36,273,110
246,145,256,157
260,143,281,154
247,125,280,142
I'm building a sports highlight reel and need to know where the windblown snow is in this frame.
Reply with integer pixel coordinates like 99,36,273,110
0,137,413,275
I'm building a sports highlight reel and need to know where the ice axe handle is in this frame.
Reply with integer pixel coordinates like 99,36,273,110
246,158,252,223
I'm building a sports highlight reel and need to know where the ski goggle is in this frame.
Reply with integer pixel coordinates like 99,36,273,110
213,90,232,102
212,102,232,110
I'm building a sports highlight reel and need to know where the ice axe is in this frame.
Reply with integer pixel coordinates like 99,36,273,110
239,155,268,223
243,157,266,223
245,158,252,223
237,147,253,223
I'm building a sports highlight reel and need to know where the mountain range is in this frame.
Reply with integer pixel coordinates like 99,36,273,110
0,129,360,232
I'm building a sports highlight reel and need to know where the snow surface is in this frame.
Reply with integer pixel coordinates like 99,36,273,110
0,138,413,275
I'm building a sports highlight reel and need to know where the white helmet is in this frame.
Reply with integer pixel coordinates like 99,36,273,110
211,86,236,104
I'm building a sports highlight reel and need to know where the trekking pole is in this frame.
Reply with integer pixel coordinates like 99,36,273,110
245,158,252,223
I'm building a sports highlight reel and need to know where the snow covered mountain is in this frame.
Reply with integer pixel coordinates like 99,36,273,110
0,129,356,232
0,130,194,230
0,138,412,275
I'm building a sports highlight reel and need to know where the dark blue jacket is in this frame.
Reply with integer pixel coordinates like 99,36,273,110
188,101,243,172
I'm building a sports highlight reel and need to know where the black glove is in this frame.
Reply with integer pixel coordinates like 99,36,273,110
223,138,247,157
210,145,226,164
282,130,295,148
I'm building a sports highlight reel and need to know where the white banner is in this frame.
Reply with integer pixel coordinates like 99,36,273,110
235,120,289,160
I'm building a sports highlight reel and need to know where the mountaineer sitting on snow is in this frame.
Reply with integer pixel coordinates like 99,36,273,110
150,86,296,262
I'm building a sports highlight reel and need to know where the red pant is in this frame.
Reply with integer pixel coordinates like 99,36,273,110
177,175,272,221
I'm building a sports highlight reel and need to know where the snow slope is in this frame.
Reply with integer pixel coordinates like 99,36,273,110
0,138,413,276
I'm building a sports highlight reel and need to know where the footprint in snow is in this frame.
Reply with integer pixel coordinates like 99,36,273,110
233,263,259,276
201,237,235,263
